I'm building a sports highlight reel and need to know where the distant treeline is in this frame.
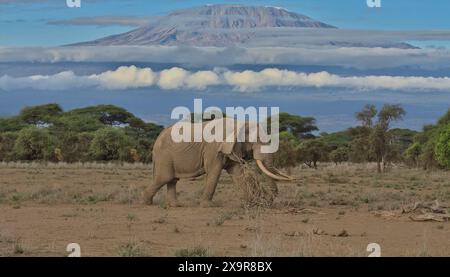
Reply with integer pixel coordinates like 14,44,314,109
273,105,450,172
0,104,163,163
0,103,449,171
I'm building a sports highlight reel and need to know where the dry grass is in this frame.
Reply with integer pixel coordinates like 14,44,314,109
0,163,151,206
174,246,210,257
0,161,149,170
238,163,276,208
280,163,450,212
1,162,449,257
0,162,449,211
117,240,148,257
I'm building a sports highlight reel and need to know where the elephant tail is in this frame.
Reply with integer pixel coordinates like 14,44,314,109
152,161,155,180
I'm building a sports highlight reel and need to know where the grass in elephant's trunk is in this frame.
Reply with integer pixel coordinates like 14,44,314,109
239,163,276,208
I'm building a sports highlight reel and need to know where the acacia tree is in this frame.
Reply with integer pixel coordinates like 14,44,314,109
355,104,405,173
297,139,329,169
356,104,377,128
277,112,318,139
20,103,63,126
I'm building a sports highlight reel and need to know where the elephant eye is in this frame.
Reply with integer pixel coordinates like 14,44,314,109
244,152,253,160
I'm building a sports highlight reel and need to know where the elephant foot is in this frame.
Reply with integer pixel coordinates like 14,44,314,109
200,200,214,208
167,200,181,207
143,191,154,205
144,198,153,206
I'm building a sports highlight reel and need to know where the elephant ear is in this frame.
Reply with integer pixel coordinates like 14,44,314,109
218,118,237,155
218,141,235,155
219,141,246,163
219,120,245,161
252,143,265,160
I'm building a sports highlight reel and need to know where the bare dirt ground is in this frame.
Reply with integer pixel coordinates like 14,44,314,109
0,162,449,257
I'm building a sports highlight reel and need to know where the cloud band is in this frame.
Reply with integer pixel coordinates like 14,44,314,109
1,66,450,92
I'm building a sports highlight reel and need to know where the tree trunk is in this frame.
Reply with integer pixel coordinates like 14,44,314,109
286,167,292,175
377,160,382,173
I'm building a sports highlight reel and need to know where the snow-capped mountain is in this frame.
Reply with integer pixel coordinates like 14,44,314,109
71,5,335,46
71,5,416,49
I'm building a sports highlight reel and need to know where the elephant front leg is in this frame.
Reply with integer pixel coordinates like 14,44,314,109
266,179,279,201
200,164,223,207
226,163,243,185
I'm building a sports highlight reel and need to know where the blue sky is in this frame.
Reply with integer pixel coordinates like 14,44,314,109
1,0,450,46
1,0,449,131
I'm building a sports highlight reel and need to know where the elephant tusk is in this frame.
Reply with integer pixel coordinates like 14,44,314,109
256,160,293,181
272,167,295,180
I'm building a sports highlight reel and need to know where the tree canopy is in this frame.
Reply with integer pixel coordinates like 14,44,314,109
404,108,450,170
0,103,447,171
0,104,163,163
277,112,318,139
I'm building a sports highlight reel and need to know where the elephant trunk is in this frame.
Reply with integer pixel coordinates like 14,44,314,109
256,159,293,181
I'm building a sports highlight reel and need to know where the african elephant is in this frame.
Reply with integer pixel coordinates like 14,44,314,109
143,118,293,207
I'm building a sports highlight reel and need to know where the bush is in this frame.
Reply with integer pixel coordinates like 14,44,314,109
58,132,94,162
89,127,132,161
404,142,422,167
298,139,329,168
435,124,450,169
133,138,155,163
329,146,349,165
13,127,56,161
0,132,19,161
0,104,163,163
273,131,300,169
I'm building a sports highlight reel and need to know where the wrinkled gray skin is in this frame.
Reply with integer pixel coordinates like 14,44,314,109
144,119,291,207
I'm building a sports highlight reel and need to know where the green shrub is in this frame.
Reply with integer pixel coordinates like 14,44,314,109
0,132,18,161
329,146,349,165
58,132,94,162
435,124,450,168
273,131,300,169
298,139,329,168
89,127,132,161
404,142,422,167
13,127,56,161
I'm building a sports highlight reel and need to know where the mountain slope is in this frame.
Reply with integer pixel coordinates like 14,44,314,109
71,4,416,49
71,5,336,47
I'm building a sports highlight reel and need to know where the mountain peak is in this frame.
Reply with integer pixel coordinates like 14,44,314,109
72,4,336,47
165,4,336,29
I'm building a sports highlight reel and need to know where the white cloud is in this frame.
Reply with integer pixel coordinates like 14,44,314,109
0,71,95,91
1,66,450,92
1,45,450,70
92,65,156,90
158,68,221,90
158,67,189,90
185,71,220,89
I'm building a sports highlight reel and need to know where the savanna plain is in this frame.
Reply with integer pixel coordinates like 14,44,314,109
0,162,449,257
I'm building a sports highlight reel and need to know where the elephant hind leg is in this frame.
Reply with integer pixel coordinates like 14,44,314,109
144,176,173,205
166,179,180,207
